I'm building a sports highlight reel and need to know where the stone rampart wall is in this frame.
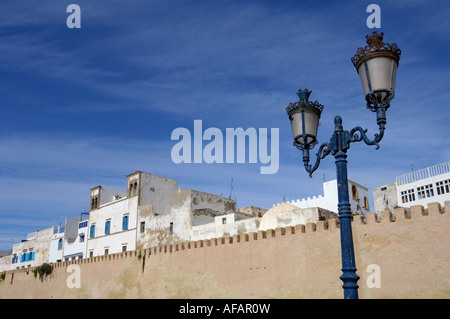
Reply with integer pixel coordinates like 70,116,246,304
0,201,449,299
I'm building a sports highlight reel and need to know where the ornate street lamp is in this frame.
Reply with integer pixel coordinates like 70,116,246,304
286,31,401,299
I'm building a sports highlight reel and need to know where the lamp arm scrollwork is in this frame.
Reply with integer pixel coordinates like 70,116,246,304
348,124,385,150
303,141,332,178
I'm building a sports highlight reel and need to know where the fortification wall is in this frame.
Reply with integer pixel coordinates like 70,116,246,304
0,201,449,299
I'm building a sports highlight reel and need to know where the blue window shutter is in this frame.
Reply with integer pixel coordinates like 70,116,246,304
25,253,29,261
105,220,110,235
122,215,128,230
31,251,35,260
90,225,95,238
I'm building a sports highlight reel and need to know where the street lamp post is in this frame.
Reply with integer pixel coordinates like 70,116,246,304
285,32,401,299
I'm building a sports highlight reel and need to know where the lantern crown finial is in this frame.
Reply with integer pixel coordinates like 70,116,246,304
297,88,311,101
351,31,401,70
286,89,324,115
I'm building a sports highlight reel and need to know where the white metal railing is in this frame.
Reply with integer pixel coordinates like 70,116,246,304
396,161,450,185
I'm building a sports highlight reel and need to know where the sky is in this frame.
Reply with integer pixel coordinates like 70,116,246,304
0,0,449,251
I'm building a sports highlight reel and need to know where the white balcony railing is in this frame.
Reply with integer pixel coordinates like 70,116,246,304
396,161,450,186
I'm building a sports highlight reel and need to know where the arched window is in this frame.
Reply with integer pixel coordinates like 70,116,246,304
364,196,369,209
91,198,95,210
129,183,133,197
94,197,98,209
133,182,137,196
351,185,358,199
58,238,63,250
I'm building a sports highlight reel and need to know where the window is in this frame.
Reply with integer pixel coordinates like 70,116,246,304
89,251,94,258
91,197,98,210
436,179,450,195
401,189,415,203
222,217,227,224
79,234,85,243
104,248,109,255
53,226,58,234
105,220,111,235
169,222,173,235
122,245,127,252
417,184,434,200
122,215,129,231
58,238,63,250
133,182,137,196
380,187,387,191
364,197,369,209
351,185,358,199
79,220,88,229
90,224,96,238
140,221,145,233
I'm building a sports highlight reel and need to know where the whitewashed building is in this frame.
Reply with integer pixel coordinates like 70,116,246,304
374,161,450,213
86,179,137,258
48,224,65,263
62,215,89,261
277,178,371,217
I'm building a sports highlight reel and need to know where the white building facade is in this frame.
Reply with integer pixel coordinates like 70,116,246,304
278,178,371,217
86,181,138,258
374,161,450,213
396,161,450,208
62,215,89,261
48,224,65,263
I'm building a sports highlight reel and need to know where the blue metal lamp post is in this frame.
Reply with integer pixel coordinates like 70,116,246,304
286,32,401,299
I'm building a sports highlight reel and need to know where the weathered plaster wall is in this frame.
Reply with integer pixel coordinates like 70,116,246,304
191,213,261,240
1,201,449,299
373,182,398,214
136,187,237,250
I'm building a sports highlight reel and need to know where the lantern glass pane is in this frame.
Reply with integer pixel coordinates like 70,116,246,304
290,109,319,145
357,56,398,99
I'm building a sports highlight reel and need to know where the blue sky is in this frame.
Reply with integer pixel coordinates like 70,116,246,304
0,0,449,251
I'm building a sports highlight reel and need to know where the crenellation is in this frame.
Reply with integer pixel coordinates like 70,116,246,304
305,222,316,232
394,207,409,220
296,224,306,233
317,220,328,231
380,210,394,222
410,205,425,217
248,232,257,241
365,212,379,224
274,227,284,237
427,202,442,215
